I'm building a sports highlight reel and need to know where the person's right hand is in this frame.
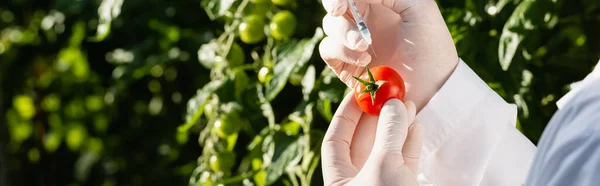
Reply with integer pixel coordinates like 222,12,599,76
321,93,423,186
319,0,459,111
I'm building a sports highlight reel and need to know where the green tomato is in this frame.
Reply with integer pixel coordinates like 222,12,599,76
244,2,271,17
226,42,245,68
271,0,295,6
239,15,266,44
214,113,242,138
250,0,269,3
258,67,272,84
251,157,263,170
209,152,236,172
270,11,297,40
230,68,249,100
281,121,301,135
289,72,303,86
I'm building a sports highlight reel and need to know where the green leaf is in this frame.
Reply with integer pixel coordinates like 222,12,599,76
499,0,555,70
317,99,333,122
201,0,235,20
304,131,324,183
316,67,347,103
265,134,303,186
90,0,124,42
178,80,227,132
265,28,324,101
301,65,316,101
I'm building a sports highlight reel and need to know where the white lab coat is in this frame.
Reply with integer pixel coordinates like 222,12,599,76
414,59,537,186
414,58,600,186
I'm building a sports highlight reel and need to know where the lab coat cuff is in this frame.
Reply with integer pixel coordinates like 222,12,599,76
415,58,513,154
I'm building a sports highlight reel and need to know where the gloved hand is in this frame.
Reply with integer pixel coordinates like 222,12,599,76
321,93,424,186
319,0,458,111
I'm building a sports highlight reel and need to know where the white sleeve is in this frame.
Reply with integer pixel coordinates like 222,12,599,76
414,59,537,186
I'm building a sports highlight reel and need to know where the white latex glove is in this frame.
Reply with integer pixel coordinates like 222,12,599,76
321,93,424,186
319,0,459,111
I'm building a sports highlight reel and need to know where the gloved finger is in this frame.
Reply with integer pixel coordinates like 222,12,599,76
321,0,348,17
321,93,363,184
372,99,411,154
356,0,426,15
402,122,424,173
355,99,411,178
404,101,416,125
319,36,371,87
322,14,370,52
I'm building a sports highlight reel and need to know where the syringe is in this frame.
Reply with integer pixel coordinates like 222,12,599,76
346,0,376,57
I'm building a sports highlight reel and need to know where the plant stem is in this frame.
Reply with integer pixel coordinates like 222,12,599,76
287,170,300,186
214,171,255,185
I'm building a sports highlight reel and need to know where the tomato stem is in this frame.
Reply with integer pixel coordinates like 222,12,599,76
353,66,386,105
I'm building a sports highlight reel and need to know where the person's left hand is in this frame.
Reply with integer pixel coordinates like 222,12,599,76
321,93,424,186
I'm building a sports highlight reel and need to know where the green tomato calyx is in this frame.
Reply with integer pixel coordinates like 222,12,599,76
353,65,386,105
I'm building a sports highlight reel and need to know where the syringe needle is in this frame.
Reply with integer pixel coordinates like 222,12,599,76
370,45,377,58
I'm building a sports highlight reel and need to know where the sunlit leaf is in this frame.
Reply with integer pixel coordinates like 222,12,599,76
265,28,324,101
301,65,316,101
91,0,124,41
317,99,333,122
499,0,555,70
201,0,235,20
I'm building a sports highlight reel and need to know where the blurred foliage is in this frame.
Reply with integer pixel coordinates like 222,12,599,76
0,0,598,186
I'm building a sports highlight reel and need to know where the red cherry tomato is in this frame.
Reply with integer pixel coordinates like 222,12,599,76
353,66,406,116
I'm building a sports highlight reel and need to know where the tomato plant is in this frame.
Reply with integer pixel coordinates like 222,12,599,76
353,66,406,116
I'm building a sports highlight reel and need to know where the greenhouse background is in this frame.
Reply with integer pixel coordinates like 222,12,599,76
0,0,599,185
